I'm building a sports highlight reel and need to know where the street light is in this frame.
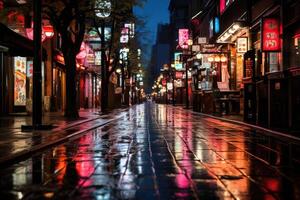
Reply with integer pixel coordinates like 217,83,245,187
95,0,112,18
95,0,112,112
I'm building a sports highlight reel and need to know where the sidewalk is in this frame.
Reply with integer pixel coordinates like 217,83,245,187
175,106,300,141
0,108,128,165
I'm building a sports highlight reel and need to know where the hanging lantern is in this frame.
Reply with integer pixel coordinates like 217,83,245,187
221,55,227,62
208,56,214,62
116,68,121,74
26,23,54,42
43,25,54,38
214,56,220,62
196,53,202,59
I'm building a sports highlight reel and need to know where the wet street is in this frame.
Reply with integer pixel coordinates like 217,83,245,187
1,102,300,200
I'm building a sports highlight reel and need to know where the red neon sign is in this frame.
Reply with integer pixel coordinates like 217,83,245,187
261,18,281,52
178,29,189,49
220,0,225,13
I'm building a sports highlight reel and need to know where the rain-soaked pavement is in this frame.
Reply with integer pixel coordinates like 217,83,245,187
1,102,300,200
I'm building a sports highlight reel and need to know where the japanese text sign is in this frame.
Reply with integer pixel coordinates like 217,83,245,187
262,18,281,52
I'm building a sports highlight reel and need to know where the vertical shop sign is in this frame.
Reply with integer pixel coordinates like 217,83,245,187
243,50,255,80
120,27,129,43
124,23,135,38
261,18,281,52
174,52,183,70
245,58,253,78
27,61,33,77
178,29,189,49
237,37,248,53
14,57,27,106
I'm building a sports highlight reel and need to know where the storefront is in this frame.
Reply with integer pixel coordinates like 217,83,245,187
191,41,240,115
53,50,66,112
78,71,100,109
0,23,35,115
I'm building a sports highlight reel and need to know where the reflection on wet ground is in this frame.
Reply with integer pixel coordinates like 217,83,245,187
0,102,300,199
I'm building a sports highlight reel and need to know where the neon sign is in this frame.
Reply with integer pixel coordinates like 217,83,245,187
178,29,189,49
261,18,281,52
220,0,235,14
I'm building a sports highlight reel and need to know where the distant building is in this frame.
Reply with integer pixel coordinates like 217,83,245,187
168,0,189,61
149,23,171,81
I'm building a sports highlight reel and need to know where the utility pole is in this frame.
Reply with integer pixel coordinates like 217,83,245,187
22,0,52,131
32,0,42,126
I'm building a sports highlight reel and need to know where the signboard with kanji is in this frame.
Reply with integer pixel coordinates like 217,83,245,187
261,18,281,52
237,37,248,53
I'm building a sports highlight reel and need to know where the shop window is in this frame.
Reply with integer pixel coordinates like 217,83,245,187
291,37,300,67
269,52,279,72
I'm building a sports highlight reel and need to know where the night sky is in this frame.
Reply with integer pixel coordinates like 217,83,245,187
134,0,169,52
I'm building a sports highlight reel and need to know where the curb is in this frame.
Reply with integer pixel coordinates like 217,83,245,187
0,114,124,166
175,106,300,142
51,108,129,132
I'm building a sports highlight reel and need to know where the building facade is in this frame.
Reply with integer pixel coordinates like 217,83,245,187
186,0,300,131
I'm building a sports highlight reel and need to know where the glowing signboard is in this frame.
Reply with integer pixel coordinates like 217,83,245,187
261,18,281,52
178,29,189,49
174,52,183,70
220,0,235,14
124,23,135,38
237,37,248,53
214,17,220,34
120,27,129,43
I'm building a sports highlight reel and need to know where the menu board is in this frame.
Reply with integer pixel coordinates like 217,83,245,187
14,57,27,106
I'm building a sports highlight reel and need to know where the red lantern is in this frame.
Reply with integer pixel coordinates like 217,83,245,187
43,25,54,38
26,23,54,42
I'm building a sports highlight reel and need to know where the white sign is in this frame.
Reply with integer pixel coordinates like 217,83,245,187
95,51,101,65
124,23,135,38
167,83,173,91
192,45,200,52
237,37,248,53
198,37,207,44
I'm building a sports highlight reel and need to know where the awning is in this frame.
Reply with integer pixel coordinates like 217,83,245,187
0,23,47,58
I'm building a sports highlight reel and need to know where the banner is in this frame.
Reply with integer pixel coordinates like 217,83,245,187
14,57,27,106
